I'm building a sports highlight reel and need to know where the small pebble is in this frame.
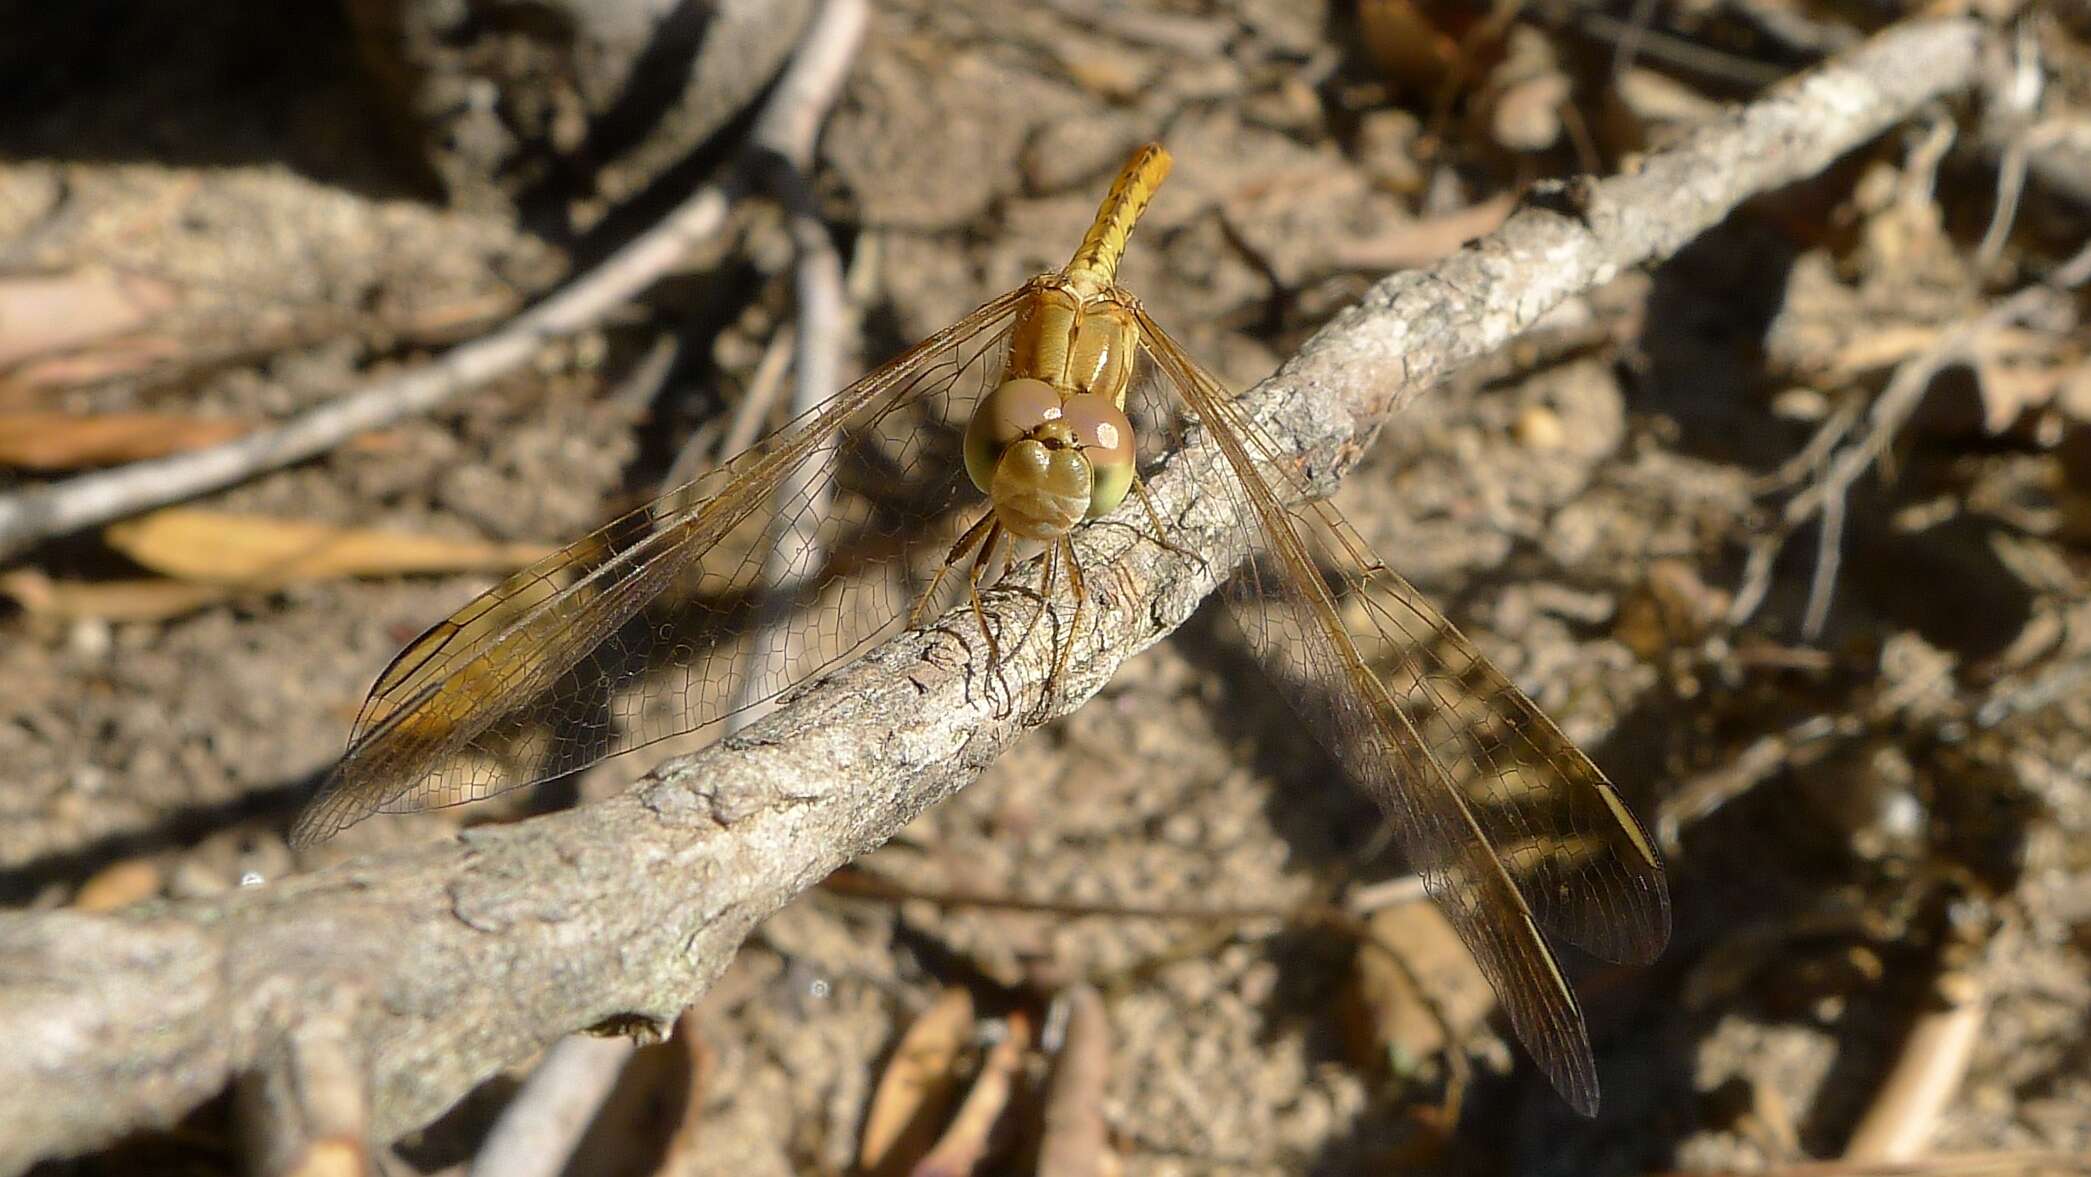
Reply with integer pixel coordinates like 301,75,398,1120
74,859,162,912
1514,403,1565,450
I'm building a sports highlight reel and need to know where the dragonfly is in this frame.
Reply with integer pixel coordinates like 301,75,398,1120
291,143,1668,1115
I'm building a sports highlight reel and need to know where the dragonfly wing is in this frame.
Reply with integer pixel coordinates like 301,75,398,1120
1135,310,1668,1115
290,288,1030,845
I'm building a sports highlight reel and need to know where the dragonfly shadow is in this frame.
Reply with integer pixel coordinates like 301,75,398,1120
1167,561,1709,1161
0,771,315,906
1570,655,2041,1169
450,428,992,820
1635,212,1802,474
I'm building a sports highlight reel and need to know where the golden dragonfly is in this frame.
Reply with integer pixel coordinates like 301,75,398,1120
291,144,1668,1115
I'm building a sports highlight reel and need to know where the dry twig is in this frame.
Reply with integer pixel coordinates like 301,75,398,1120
462,4,870,1173
1036,985,1113,1177
1973,21,2043,275
464,1035,637,1177
0,19,1988,1172
1842,969,1989,1164
0,1,872,562
1730,281,2074,635
723,0,862,728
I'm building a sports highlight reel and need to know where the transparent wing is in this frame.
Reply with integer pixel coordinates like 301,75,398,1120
290,288,1031,845
1133,308,1670,1115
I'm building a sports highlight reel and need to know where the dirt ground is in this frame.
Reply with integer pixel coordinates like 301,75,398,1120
3,1,2089,1175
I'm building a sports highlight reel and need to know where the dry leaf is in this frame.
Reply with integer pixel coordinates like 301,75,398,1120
913,1009,1031,1177
73,859,164,912
0,569,237,622
1358,0,1479,94
1036,985,1114,1177
1343,900,1495,1081
0,335,186,397
0,269,178,368
0,411,250,470
104,508,556,586
861,987,978,1176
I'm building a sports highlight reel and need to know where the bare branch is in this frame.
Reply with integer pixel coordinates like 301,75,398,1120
465,1035,636,1177
235,1001,372,1177
0,0,866,563
1841,974,1988,1164
463,4,870,1170
0,17,1987,1173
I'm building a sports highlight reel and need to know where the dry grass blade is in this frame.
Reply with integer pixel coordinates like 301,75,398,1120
0,411,248,470
104,508,556,586
861,987,978,1177
0,568,238,622
912,1011,1031,1177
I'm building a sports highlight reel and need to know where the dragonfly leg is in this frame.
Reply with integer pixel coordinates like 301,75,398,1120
1027,539,1061,650
1131,473,1208,574
1042,537,1088,714
1002,540,1060,693
911,511,997,630
966,522,1013,713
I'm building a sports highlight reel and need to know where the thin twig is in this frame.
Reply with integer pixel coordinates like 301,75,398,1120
608,331,685,412
0,3,873,562
0,197,730,556
722,0,865,729
1842,969,1989,1163
462,5,869,1175
1720,0,1859,57
1565,1,1789,88
1754,395,1863,495
1610,0,1663,79
714,324,798,468
466,1035,637,1177
1730,275,2070,634
1974,21,2044,275
2049,235,2091,290
0,20,1990,1170
1798,284,2063,638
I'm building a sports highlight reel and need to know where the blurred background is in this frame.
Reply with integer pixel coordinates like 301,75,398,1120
1,0,2087,1174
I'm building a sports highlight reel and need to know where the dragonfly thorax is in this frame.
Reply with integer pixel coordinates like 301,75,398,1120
1006,281,1141,405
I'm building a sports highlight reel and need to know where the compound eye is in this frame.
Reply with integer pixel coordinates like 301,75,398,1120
1058,396,1136,517
964,378,1064,494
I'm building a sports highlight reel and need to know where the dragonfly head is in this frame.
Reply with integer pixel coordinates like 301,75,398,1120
966,378,1136,537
